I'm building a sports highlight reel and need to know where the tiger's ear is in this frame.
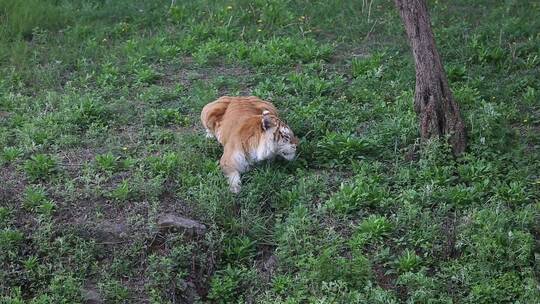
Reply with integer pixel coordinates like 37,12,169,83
261,110,274,131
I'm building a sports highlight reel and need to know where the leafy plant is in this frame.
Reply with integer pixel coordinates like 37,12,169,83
0,207,10,226
223,236,257,265
95,152,120,173
71,97,111,130
315,132,377,167
350,215,393,248
135,66,160,84
325,176,388,213
207,265,253,304
24,154,58,181
0,228,24,251
37,200,56,216
144,108,186,126
467,272,530,304
1,146,23,163
99,279,130,304
351,52,385,78
396,249,422,273
146,152,182,177
109,180,132,202
23,185,47,210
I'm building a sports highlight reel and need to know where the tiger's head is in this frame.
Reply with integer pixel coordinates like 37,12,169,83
261,110,299,161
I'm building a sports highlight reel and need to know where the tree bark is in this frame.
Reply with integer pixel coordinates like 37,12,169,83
395,0,467,155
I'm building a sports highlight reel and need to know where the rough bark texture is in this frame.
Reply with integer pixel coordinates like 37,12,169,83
395,0,467,155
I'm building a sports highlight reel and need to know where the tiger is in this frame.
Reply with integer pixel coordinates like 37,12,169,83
200,96,299,193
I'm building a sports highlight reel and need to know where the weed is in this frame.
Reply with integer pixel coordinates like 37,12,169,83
396,249,422,273
95,152,120,173
1,146,22,164
146,152,182,177
109,180,132,202
144,108,186,126
148,128,176,144
207,265,255,304
223,236,257,265
325,175,388,213
271,275,293,295
70,97,111,130
307,246,371,288
446,63,467,83
23,185,47,210
0,228,23,251
145,243,194,302
0,207,10,226
23,154,58,181
351,52,385,78
37,200,56,216
351,215,393,248
99,279,130,304
97,61,121,87
315,132,377,167
467,272,531,304
135,66,160,85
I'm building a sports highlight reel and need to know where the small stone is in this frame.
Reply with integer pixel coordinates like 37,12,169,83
177,279,199,304
263,254,278,274
157,213,206,236
81,286,102,304
76,221,128,244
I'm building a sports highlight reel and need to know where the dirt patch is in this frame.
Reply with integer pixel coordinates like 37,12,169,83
0,164,31,231
158,57,254,94
372,263,407,300
440,214,460,260
255,244,278,282
0,164,26,204
57,147,101,176
0,111,11,120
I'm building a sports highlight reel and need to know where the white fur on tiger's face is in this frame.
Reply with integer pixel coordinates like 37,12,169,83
200,96,299,193
275,125,297,161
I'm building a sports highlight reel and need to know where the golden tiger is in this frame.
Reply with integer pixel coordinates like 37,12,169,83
201,96,299,193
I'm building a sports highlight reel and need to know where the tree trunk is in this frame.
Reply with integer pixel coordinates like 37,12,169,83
395,0,467,155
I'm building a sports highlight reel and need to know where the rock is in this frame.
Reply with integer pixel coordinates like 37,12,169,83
177,279,199,304
76,221,128,244
263,254,277,272
262,254,278,275
81,286,102,304
99,222,128,241
157,213,206,236
260,254,278,281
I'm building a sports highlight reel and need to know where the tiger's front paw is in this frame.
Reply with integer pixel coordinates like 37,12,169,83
205,129,215,139
227,171,241,194
229,183,241,194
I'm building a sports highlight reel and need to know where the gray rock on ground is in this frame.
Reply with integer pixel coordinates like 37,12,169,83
157,213,206,236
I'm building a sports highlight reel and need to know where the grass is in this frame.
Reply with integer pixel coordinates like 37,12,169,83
1,0,539,303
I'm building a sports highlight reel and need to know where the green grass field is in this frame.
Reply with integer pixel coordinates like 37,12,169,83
1,0,539,303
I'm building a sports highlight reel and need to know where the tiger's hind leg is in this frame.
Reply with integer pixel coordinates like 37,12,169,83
200,97,231,140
